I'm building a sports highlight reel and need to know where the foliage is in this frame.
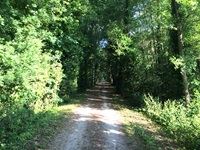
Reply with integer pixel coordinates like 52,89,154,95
0,30,63,148
0,103,78,149
0,0,88,148
112,95,180,149
98,0,200,148
133,125,157,150
1,0,200,148
144,94,200,149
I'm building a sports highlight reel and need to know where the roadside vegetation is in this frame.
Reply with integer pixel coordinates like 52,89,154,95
0,94,85,150
113,95,200,150
112,93,200,149
143,95,200,149
112,95,182,150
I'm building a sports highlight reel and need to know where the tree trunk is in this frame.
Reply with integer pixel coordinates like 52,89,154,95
124,0,129,30
171,0,190,105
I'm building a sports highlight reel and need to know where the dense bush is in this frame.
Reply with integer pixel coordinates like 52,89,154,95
143,95,200,149
0,30,63,148
0,32,63,108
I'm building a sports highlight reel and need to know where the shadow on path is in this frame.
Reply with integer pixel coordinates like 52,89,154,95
50,82,137,150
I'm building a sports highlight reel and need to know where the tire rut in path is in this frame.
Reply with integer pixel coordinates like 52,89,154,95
49,82,136,150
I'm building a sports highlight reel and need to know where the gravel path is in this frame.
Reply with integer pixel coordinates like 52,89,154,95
49,82,136,150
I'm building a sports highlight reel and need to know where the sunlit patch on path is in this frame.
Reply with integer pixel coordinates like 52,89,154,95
49,82,136,150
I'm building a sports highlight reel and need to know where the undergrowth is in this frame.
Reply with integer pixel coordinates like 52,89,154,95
143,94,200,150
0,93,85,150
0,108,64,149
126,122,157,150
112,95,180,150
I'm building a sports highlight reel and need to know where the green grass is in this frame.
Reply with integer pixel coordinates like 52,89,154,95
111,95,181,150
0,93,86,150
143,95,200,149
61,93,86,104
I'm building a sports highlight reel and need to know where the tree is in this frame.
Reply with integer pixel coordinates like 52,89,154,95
170,0,200,104
171,0,190,104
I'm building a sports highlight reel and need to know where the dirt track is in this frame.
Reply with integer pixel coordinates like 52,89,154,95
49,82,137,150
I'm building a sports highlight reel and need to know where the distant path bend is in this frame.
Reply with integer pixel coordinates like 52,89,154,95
49,82,136,150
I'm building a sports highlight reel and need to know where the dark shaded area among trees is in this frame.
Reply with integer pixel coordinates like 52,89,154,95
0,0,200,149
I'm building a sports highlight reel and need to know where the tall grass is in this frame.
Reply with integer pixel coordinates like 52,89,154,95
143,94,200,149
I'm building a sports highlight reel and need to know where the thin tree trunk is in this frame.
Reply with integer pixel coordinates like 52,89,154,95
124,0,129,30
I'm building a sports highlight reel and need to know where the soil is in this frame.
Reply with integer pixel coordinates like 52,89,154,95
49,82,138,150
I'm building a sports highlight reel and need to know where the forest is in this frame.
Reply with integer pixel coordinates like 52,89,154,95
0,0,200,149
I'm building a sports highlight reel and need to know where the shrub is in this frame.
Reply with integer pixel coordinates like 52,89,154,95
143,94,200,149
0,29,64,148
